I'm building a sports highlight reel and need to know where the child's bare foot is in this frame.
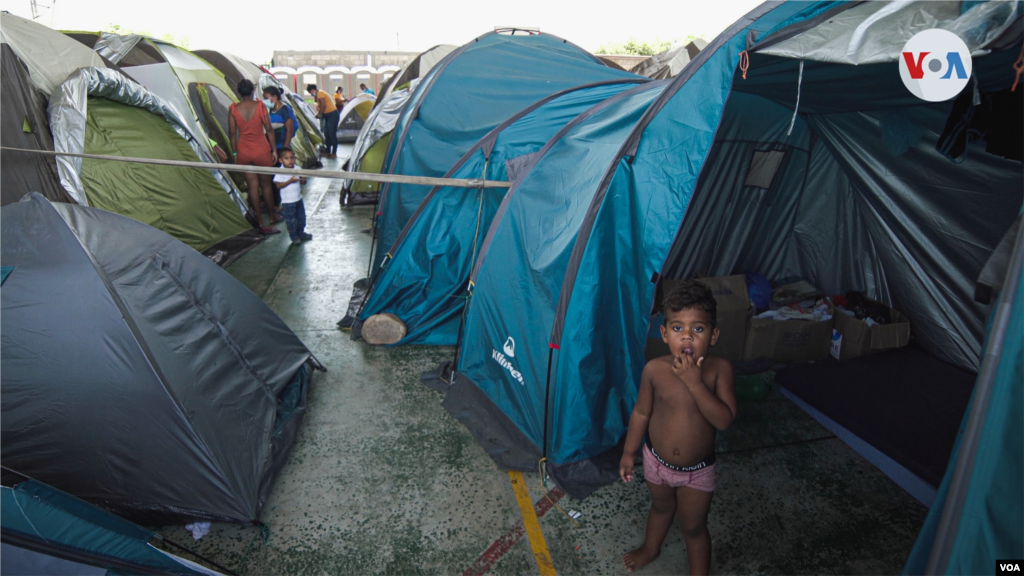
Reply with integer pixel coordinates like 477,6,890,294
623,545,659,572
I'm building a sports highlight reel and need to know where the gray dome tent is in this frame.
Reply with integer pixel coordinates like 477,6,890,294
1,194,322,525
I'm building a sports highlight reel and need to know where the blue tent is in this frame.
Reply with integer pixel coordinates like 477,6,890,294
436,0,1023,566
360,78,654,345
370,29,640,275
1,479,224,575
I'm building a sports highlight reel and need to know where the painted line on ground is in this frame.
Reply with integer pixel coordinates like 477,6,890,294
511,472,556,575
462,484,565,576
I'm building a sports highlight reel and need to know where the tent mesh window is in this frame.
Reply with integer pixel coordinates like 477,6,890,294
744,149,787,189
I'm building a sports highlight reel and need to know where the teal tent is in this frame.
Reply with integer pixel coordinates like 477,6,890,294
1,479,224,575
429,3,1022,570
358,78,653,344
370,29,641,274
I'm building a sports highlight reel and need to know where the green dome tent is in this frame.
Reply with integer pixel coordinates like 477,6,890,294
342,44,456,205
48,66,259,263
1,193,321,525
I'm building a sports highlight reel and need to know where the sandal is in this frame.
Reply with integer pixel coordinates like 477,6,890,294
259,226,281,235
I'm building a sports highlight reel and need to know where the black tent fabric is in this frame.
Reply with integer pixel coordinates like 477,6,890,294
1,194,318,525
0,44,73,206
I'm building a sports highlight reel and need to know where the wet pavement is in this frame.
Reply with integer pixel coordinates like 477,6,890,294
157,150,928,575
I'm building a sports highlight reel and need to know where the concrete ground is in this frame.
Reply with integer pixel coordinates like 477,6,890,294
158,151,928,575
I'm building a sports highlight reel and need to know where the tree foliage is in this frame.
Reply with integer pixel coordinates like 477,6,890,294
596,34,702,56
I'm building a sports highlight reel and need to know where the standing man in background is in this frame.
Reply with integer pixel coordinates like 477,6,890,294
359,83,375,96
307,84,340,158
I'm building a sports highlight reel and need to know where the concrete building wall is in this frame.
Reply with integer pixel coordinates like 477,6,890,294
273,50,418,68
271,50,419,97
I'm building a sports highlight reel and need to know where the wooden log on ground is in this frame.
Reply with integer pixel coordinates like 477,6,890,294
361,313,408,345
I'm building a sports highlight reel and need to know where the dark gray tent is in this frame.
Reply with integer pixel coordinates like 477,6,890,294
1,193,322,525
0,11,104,206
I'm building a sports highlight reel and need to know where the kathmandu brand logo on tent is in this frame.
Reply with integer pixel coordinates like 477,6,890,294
492,337,524,385
899,29,972,102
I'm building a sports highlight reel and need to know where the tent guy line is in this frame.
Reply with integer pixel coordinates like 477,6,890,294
0,147,513,189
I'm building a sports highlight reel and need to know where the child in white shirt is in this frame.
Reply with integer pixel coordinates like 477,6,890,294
273,147,312,245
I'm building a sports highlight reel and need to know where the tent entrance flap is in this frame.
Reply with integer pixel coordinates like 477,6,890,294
662,84,1023,373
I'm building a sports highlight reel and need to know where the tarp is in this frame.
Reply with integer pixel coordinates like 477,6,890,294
2,480,222,575
444,0,1023,506
48,66,254,254
1,194,315,524
94,31,144,65
359,78,653,345
372,30,641,274
630,38,707,79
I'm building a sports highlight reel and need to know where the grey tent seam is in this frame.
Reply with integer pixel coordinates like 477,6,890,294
156,256,280,402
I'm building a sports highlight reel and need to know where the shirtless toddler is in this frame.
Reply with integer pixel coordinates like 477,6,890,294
619,280,737,574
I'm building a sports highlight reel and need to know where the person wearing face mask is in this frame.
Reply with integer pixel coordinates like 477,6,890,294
263,86,295,156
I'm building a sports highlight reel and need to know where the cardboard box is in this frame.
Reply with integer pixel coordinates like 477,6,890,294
745,303,834,363
829,302,910,360
654,275,753,362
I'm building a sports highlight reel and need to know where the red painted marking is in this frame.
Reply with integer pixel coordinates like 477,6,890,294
463,487,566,576
549,343,560,350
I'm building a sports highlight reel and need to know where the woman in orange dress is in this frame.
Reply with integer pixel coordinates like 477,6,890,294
228,79,280,233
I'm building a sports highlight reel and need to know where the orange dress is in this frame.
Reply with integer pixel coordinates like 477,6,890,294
230,102,274,166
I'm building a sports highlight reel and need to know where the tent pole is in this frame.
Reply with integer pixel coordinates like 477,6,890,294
925,220,1024,574
542,347,554,460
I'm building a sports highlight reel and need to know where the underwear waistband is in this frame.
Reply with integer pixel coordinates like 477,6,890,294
645,435,716,472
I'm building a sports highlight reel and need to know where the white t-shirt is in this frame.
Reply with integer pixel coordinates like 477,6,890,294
273,173,302,204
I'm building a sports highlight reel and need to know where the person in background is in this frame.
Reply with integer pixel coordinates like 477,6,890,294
307,83,339,159
263,86,295,153
334,86,347,109
229,79,280,234
359,82,375,96
273,147,313,245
